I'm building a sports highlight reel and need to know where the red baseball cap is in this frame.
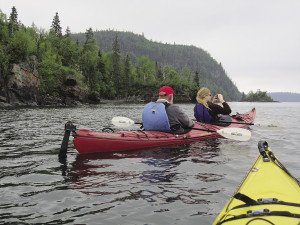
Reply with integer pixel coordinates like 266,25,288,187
158,86,174,96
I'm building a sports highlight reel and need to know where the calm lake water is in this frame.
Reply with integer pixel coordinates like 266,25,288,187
0,102,299,224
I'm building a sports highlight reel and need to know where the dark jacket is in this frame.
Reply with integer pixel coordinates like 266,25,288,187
194,101,232,122
207,101,232,121
165,104,193,130
153,99,193,133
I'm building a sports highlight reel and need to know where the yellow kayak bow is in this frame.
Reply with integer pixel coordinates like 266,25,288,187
213,141,300,225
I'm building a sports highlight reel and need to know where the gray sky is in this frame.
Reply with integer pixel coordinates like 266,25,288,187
1,0,300,93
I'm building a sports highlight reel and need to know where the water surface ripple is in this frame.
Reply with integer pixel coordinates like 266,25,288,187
0,102,299,224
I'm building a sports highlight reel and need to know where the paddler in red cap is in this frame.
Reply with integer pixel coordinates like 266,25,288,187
142,85,194,134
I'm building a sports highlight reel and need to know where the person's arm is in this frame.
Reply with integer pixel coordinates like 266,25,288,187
171,105,194,128
178,110,194,128
208,101,231,115
221,102,231,114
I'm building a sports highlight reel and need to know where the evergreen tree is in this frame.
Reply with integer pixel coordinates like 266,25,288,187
84,28,97,50
124,54,131,98
65,26,71,37
0,10,9,44
50,12,62,37
155,61,163,82
97,50,105,76
194,71,200,86
95,50,107,96
111,34,121,96
80,28,99,91
59,33,80,67
8,6,18,36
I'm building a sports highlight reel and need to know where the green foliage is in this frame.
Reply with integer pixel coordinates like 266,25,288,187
8,29,37,62
73,30,242,100
80,28,99,91
111,34,121,96
0,7,243,102
241,90,274,102
59,34,80,67
162,65,180,85
193,71,200,87
65,27,71,37
136,56,156,84
123,55,131,98
0,10,9,44
0,44,9,82
38,47,63,94
155,61,163,82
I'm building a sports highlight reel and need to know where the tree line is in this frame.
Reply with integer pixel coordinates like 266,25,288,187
0,7,241,103
241,90,274,102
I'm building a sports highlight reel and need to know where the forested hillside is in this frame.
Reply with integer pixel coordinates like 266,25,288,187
73,30,242,100
1,7,241,107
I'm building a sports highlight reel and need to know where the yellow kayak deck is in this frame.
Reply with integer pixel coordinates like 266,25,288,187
213,141,300,225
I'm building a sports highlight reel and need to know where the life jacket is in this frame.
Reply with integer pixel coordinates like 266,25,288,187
142,102,171,131
194,103,213,123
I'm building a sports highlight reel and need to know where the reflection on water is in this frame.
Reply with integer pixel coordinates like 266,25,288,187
1,103,300,224
54,140,224,223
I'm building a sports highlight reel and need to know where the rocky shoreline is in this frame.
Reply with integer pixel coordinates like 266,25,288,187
0,97,148,109
0,57,195,109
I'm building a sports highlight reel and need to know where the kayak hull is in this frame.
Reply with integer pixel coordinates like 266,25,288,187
73,108,256,154
212,141,300,225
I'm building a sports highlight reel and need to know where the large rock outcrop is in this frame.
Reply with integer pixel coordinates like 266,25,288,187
0,56,39,106
0,56,99,107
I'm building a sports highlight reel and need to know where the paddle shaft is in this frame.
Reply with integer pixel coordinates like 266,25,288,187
213,121,254,125
192,118,254,126
133,121,215,132
112,116,251,141
135,121,222,132
131,124,239,137
189,127,215,132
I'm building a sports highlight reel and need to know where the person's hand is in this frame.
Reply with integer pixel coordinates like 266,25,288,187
217,94,224,103
212,95,219,103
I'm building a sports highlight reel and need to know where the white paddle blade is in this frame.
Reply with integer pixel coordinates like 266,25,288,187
111,116,135,128
217,127,251,141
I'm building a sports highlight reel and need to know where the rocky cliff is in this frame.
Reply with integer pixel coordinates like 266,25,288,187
0,57,92,108
0,56,39,107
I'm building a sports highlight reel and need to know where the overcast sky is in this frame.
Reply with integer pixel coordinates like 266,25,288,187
1,0,300,93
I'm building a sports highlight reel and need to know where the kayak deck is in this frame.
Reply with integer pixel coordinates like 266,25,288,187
212,141,300,225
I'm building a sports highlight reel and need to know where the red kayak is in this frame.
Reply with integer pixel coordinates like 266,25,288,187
72,108,256,154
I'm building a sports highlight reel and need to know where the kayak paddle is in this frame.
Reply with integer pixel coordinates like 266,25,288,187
111,116,251,141
111,116,142,127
